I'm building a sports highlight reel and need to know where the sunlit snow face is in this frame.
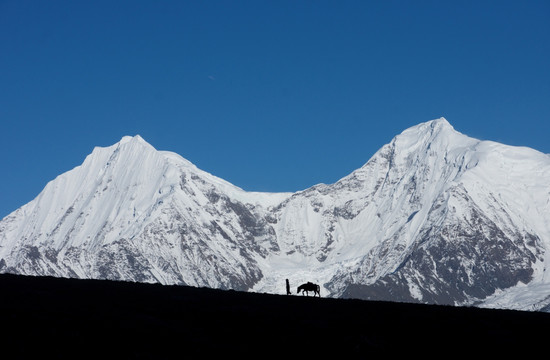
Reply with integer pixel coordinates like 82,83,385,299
2,119,550,311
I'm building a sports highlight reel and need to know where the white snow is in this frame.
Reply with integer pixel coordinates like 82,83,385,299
1,119,550,312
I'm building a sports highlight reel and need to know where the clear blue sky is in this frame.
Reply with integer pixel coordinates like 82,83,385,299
1,0,549,218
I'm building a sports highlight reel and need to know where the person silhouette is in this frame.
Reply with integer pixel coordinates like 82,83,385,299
286,279,291,295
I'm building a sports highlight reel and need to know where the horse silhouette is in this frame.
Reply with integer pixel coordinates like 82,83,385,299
297,282,320,297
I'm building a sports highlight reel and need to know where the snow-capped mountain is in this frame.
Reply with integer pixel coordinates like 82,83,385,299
0,135,289,290
1,118,549,311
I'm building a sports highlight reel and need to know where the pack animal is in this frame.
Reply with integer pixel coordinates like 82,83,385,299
297,282,320,297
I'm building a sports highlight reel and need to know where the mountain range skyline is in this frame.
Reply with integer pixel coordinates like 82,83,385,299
2,117,549,311
2,1,549,220
2,116,549,220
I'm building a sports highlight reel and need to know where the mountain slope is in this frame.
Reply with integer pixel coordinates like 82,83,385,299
254,119,550,308
0,135,289,290
1,118,549,310
331,120,550,306
3,273,550,358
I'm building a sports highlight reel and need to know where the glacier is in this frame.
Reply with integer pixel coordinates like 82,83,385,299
1,117,549,311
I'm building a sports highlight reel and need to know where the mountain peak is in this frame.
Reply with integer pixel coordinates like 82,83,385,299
428,117,454,132
113,135,157,154
430,116,451,127
118,134,149,146
401,117,454,137
392,117,474,154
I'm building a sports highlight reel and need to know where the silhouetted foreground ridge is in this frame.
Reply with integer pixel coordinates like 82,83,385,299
2,274,549,358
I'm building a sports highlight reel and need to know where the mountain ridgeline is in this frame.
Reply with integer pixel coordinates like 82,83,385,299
1,118,549,310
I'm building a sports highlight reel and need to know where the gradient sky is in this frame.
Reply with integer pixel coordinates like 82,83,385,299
1,0,549,218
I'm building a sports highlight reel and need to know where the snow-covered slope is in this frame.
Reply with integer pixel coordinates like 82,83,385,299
254,119,550,309
1,118,549,310
0,135,289,290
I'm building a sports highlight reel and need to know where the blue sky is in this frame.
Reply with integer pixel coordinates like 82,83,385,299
1,0,549,218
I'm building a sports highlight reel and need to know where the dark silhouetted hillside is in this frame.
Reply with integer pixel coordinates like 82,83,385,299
1,273,548,358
